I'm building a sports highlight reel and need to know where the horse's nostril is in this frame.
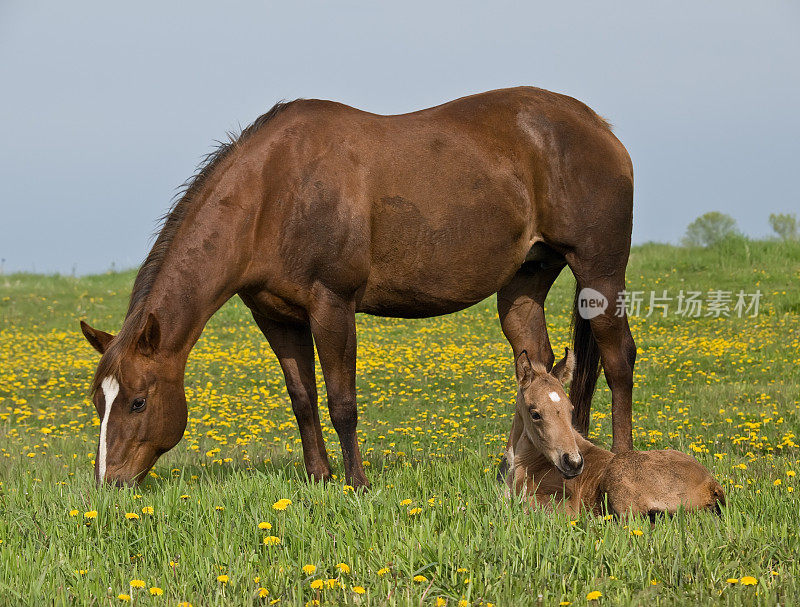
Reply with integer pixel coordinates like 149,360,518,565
562,453,582,471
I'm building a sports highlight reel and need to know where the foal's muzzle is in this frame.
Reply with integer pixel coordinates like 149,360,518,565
560,453,584,478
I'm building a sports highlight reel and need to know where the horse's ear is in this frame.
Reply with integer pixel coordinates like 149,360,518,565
80,321,114,355
137,313,161,356
552,347,575,386
515,350,533,387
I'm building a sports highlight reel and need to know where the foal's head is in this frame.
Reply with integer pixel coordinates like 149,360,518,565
81,316,187,486
515,348,583,478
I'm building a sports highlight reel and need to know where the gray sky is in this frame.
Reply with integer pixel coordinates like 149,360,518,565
1,1,798,274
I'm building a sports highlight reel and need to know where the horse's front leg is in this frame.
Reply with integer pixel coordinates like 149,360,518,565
308,287,369,488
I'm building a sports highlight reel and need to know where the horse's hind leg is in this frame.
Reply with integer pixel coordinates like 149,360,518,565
498,262,565,453
250,313,332,482
566,258,637,453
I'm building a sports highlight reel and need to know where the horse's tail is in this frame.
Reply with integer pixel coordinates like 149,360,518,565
570,284,602,435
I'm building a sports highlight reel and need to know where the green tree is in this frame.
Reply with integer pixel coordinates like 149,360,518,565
769,213,798,241
681,212,739,247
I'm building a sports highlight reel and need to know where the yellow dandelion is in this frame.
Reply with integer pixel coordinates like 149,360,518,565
141,506,154,515
84,510,97,519
125,512,139,520
68,509,79,517
436,599,446,607
258,521,272,530
587,590,602,600
177,603,192,607
324,579,338,589
117,594,131,602
740,576,757,586
149,587,163,596
263,535,281,546
407,507,422,516
377,568,389,576
310,579,324,590
560,602,571,606
302,564,316,575
413,575,428,583
336,563,350,574
631,529,643,536
727,578,739,584
258,588,269,598
217,574,229,584
272,498,292,511
399,499,412,506
180,494,190,500
129,579,146,589
352,586,365,594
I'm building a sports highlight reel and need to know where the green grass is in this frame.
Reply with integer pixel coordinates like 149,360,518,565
1,238,799,606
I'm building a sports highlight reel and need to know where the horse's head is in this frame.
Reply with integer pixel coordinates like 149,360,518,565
515,348,583,478
80,315,187,486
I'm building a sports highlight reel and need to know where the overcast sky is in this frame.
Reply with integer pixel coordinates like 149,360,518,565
1,1,798,274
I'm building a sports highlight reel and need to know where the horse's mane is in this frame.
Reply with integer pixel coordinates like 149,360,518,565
91,100,296,392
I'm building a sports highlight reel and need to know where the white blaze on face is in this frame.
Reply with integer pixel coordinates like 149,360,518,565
548,391,561,402
98,376,120,482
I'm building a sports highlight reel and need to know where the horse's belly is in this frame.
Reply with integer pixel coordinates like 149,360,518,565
358,233,524,318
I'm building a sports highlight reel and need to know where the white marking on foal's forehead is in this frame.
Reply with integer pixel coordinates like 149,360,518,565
548,391,561,402
98,376,119,482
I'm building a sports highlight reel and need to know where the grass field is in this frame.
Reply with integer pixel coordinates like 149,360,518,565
1,238,798,606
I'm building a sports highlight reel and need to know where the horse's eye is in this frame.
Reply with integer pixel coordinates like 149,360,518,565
530,410,541,421
131,397,146,412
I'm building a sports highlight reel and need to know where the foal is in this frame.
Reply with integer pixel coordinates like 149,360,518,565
502,349,725,518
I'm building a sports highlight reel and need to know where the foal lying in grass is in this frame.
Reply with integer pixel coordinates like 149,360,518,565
500,349,725,518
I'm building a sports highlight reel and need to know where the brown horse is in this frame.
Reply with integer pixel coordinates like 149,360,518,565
502,349,725,517
80,86,636,487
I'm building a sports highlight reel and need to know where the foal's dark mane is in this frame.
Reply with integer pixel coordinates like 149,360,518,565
91,100,296,392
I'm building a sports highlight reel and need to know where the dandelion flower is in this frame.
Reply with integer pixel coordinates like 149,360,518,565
727,578,739,584
586,590,602,600
129,579,146,589
631,529,643,536
69,509,79,517
217,574,229,584
263,536,281,546
399,499,412,506
377,568,389,576
125,512,139,520
302,565,316,575
142,506,154,515
258,522,272,530
336,563,350,574
407,507,422,516
352,586,365,594
258,588,269,598
413,575,428,583
117,594,131,602
272,499,292,511
740,576,757,586
436,599,446,607
84,510,97,519
310,579,323,590
324,579,338,589
149,587,163,596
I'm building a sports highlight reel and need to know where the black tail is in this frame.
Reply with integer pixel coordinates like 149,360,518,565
570,284,602,435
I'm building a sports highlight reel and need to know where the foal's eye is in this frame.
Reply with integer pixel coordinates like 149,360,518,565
131,397,146,412
530,410,542,421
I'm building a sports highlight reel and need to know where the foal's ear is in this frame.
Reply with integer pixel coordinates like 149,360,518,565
80,321,114,355
136,313,161,356
552,347,575,386
515,350,534,387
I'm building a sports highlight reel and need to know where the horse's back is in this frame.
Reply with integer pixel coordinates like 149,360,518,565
601,449,725,516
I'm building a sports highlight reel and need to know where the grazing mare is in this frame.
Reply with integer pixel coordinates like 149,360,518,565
80,87,637,487
501,349,725,517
